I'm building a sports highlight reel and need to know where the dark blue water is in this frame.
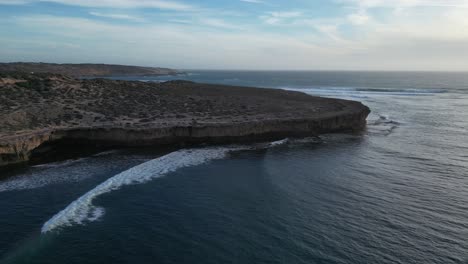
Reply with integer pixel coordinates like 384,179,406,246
1,71,468,264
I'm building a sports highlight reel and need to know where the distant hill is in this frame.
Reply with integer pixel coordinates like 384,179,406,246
0,62,180,77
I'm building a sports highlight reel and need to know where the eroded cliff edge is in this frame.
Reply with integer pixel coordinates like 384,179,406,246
0,72,370,168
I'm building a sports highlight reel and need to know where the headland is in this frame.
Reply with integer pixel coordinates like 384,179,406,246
0,70,370,168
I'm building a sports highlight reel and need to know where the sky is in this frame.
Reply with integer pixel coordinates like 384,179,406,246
1,0,468,71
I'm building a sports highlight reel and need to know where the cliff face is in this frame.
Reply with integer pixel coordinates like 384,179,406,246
0,72,370,168
0,107,369,168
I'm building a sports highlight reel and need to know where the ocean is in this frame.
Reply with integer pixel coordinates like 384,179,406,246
1,71,468,263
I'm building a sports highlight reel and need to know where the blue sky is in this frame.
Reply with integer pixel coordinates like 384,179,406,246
1,0,468,70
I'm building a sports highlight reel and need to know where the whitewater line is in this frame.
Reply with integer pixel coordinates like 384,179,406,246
40,147,237,233
41,141,289,234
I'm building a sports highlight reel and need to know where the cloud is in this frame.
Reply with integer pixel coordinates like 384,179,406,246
89,12,143,21
168,19,191,24
268,11,302,18
347,12,369,25
0,0,29,4
198,18,242,30
4,15,335,69
339,0,468,8
3,13,468,70
260,11,302,25
0,0,194,10
240,0,265,3
2,1,468,70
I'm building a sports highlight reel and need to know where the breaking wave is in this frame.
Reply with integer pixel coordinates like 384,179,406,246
41,141,296,234
370,115,401,126
41,146,246,233
281,86,446,98
367,115,401,136
268,138,289,147
356,88,446,94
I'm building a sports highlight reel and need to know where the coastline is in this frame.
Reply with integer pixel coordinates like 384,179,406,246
0,72,370,169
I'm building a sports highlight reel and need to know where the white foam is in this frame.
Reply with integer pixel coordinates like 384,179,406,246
0,155,152,193
288,137,323,145
0,158,92,193
92,150,120,157
268,138,289,147
41,147,244,233
280,86,444,101
32,157,89,169
366,114,401,136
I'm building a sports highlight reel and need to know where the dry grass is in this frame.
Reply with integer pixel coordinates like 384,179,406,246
0,72,347,137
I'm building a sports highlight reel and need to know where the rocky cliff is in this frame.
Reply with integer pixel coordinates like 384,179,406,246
0,72,370,168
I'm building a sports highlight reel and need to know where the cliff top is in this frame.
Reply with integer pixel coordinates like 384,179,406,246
0,62,180,77
0,72,366,140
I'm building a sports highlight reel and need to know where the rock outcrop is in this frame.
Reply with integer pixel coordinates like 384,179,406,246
0,72,370,168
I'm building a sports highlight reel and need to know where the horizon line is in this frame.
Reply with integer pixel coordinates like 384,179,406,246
2,61,468,73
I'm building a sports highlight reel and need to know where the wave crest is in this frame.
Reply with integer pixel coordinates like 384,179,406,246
281,86,446,98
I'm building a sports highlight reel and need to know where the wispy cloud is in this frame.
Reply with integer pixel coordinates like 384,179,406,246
198,18,242,30
89,12,143,22
339,0,468,8
347,12,369,25
5,15,330,69
2,0,468,70
168,18,191,24
240,0,265,4
0,0,29,4
166,16,243,29
0,0,194,10
260,11,302,25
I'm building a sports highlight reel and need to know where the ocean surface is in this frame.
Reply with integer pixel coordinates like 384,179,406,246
1,71,468,264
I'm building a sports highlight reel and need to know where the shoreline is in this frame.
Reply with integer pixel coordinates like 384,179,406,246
0,72,370,169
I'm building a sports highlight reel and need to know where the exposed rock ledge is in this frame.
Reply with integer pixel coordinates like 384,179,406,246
0,72,370,168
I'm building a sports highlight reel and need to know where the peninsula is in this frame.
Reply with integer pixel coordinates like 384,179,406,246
0,71,370,168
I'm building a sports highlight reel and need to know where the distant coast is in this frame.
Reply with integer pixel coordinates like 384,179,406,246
0,69,370,168
0,62,181,77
